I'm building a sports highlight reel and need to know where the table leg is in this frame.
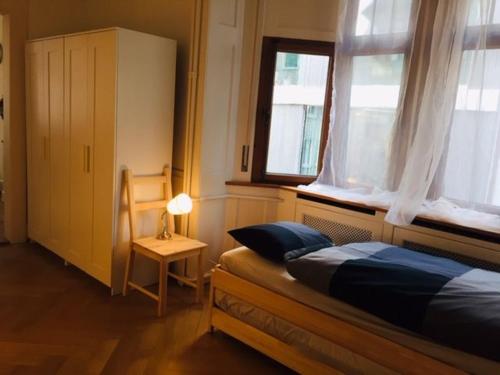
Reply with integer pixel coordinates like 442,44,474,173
196,249,204,303
158,259,168,317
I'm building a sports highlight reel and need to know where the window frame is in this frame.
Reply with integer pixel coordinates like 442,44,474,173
438,15,500,209
251,37,335,186
363,0,432,192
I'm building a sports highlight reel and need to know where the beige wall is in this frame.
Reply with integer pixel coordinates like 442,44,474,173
263,0,337,41
28,0,195,177
0,0,337,246
0,0,196,243
0,15,4,182
0,0,29,242
186,0,339,270
187,0,245,272
211,0,340,263
233,0,338,181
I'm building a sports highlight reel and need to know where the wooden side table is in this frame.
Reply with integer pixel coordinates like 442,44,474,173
123,233,207,316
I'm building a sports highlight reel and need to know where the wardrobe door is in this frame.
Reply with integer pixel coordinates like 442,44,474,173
46,38,68,254
26,41,50,245
65,34,93,268
88,31,116,285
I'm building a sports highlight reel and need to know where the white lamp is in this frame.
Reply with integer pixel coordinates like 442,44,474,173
158,193,193,240
167,193,193,215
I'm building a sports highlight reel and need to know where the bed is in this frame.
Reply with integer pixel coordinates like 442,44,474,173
208,246,500,374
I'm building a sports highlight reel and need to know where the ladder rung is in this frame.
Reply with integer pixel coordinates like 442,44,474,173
135,200,168,211
128,281,160,301
133,175,168,185
167,272,197,288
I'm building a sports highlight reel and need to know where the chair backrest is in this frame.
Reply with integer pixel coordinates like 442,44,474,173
123,166,174,241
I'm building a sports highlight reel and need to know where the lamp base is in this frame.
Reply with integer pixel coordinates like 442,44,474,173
157,231,172,240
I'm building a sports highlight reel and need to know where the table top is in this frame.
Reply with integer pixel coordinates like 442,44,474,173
133,233,207,257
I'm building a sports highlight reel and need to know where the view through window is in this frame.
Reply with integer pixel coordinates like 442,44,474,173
252,38,334,185
442,1,500,211
266,52,330,176
344,0,413,188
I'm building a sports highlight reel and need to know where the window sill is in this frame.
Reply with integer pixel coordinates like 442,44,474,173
225,180,283,189
225,181,500,243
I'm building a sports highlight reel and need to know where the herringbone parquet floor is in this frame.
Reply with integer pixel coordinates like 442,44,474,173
0,242,293,374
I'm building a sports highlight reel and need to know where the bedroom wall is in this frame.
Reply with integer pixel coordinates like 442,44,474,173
27,0,244,273
0,0,29,243
22,0,339,272
232,0,339,181
27,0,196,194
185,0,339,272
0,15,4,184
219,0,339,256
187,0,246,272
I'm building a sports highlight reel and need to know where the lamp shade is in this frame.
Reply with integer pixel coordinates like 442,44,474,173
167,193,193,215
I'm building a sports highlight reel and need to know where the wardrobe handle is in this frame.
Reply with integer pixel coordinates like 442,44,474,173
46,137,50,161
43,136,48,160
86,145,91,173
83,145,87,172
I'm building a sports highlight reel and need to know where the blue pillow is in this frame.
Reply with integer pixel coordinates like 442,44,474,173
228,221,332,262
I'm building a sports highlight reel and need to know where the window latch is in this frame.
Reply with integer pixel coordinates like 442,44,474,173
241,145,249,172
263,110,271,126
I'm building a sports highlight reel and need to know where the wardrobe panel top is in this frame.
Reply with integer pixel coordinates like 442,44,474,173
27,27,175,44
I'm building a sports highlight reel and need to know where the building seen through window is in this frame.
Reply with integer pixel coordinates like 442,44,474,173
266,52,329,177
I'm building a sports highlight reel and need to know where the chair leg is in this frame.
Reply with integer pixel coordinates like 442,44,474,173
196,249,204,303
158,259,168,317
208,269,215,333
122,248,136,296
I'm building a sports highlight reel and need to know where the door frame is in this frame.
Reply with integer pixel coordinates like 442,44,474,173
0,2,29,243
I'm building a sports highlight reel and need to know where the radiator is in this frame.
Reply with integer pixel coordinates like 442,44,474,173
303,214,373,246
302,213,500,272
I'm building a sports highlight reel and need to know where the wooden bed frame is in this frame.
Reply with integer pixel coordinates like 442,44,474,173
208,265,465,375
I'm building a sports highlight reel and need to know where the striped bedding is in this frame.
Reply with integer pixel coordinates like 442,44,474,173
285,242,500,362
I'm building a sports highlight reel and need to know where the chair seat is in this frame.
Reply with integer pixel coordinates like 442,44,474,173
133,233,206,260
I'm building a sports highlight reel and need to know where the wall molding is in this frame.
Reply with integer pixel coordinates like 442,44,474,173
172,167,184,178
217,0,239,27
193,193,282,203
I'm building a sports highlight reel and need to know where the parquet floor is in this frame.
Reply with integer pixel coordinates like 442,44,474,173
0,242,293,374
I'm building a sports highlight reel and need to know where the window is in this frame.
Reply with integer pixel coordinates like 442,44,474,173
289,0,500,229
342,0,415,189
252,37,335,185
284,53,299,69
346,54,406,188
441,0,500,212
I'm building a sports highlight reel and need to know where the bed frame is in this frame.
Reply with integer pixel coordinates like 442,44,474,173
216,188,500,373
208,265,465,375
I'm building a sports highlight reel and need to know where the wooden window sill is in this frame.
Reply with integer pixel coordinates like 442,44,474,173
225,181,283,189
225,181,500,243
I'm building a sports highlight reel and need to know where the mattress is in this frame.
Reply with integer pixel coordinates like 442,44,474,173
216,247,500,374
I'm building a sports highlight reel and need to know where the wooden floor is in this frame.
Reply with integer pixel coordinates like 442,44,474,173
0,242,293,374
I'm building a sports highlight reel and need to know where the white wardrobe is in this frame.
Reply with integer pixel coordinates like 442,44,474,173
26,28,176,291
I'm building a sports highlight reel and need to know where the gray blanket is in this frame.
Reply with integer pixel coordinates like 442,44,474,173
285,242,500,362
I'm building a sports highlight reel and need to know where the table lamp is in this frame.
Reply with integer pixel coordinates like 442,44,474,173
158,193,193,240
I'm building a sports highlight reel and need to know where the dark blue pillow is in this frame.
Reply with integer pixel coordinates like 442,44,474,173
228,221,332,262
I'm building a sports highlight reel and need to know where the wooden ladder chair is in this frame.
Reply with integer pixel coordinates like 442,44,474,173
122,166,207,316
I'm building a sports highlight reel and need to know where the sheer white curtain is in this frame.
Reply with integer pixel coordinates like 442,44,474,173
305,0,420,206
316,0,419,190
305,0,500,232
387,0,500,231
441,0,500,210
385,0,470,225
